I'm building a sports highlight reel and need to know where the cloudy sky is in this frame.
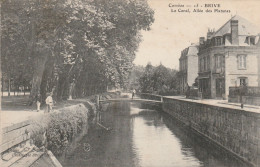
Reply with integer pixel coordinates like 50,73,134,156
134,0,260,69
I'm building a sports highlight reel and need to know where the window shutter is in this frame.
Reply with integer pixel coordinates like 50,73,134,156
243,56,246,68
239,56,242,68
221,55,225,71
237,55,239,69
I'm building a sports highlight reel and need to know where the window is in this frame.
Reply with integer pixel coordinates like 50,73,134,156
237,55,246,69
215,55,221,68
207,56,210,70
247,36,255,45
215,37,222,46
239,77,247,86
204,57,207,71
199,59,201,72
201,58,204,71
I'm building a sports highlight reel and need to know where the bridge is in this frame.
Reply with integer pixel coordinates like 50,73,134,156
96,93,163,109
99,98,163,104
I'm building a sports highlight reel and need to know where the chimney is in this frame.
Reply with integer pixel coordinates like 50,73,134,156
231,20,239,45
207,29,214,39
199,37,205,45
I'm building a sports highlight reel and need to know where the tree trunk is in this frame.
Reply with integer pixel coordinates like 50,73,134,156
8,78,10,96
56,75,66,101
1,77,3,97
40,58,55,103
29,55,48,105
68,82,74,100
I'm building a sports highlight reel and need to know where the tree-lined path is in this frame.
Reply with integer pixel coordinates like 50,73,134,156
1,0,154,104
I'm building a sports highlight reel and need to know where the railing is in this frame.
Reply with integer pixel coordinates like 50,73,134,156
229,86,260,97
137,93,162,101
187,88,199,99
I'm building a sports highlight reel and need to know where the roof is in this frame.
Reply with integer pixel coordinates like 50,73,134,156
187,44,199,55
212,15,260,37
180,44,198,60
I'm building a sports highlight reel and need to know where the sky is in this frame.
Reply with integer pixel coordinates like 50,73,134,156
133,0,260,69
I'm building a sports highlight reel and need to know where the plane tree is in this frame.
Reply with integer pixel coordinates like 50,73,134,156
1,0,154,102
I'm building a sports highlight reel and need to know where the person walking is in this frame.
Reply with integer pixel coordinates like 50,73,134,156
185,83,190,98
132,89,136,99
45,92,53,113
35,92,42,112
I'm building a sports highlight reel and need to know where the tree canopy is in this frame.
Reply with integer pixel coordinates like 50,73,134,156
138,63,179,95
1,0,154,101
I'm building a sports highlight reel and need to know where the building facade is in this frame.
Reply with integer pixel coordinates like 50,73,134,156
198,15,260,99
179,44,199,94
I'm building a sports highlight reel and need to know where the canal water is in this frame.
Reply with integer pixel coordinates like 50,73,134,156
58,102,248,167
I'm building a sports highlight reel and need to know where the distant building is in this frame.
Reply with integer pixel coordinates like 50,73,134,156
198,15,260,99
179,44,199,94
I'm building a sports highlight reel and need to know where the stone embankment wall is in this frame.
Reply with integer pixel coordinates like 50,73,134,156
229,96,260,106
162,97,260,167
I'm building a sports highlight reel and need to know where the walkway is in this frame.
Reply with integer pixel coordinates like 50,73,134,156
0,110,44,129
165,96,260,114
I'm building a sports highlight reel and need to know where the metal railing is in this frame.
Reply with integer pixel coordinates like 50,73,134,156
137,93,163,101
229,86,260,97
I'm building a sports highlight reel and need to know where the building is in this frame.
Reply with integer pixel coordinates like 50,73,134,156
198,15,260,99
179,44,199,94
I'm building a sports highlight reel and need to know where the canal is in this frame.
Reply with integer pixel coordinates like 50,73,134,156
58,102,248,167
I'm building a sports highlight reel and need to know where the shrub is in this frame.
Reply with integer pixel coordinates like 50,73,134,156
29,104,90,155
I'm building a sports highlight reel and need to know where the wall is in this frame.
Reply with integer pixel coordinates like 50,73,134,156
228,96,260,106
162,97,260,167
187,54,198,86
225,50,259,98
199,46,259,99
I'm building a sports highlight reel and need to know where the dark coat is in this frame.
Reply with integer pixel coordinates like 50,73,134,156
36,94,42,102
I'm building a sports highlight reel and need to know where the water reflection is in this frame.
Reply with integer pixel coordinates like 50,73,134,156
59,102,247,167
131,109,201,167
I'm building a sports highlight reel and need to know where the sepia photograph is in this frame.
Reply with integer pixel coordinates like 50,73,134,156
0,0,260,167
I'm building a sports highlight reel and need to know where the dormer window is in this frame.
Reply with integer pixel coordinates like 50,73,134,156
247,36,255,45
215,37,222,46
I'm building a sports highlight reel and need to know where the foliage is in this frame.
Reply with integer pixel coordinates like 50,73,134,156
138,63,180,95
139,63,155,93
29,104,89,155
128,65,145,90
1,0,154,101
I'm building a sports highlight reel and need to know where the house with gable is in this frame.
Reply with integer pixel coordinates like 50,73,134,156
198,15,260,99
